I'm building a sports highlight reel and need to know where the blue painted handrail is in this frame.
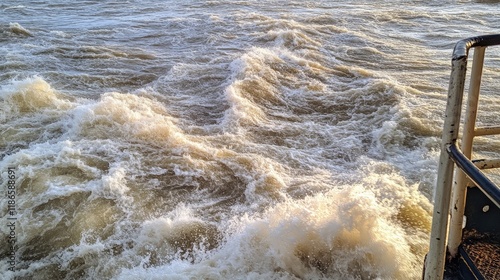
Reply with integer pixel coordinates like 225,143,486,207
448,143,500,208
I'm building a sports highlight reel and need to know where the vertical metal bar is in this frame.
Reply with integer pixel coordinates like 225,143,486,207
424,55,468,280
448,46,486,257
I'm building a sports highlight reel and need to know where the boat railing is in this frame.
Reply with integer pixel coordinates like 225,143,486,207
424,34,500,280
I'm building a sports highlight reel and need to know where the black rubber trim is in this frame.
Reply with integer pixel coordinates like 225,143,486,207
452,34,500,60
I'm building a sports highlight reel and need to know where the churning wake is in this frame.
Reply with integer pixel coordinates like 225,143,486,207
2,1,500,279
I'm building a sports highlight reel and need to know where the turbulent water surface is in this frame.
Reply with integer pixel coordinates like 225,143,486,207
1,0,500,279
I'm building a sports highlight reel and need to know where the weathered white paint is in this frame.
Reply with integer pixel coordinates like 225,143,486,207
448,46,486,257
424,54,468,280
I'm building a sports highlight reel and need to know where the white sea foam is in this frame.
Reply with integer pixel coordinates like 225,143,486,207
114,167,431,280
0,76,72,119
9,22,32,36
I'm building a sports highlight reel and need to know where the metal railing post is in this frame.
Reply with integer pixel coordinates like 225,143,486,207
424,53,468,280
423,34,500,279
448,46,486,257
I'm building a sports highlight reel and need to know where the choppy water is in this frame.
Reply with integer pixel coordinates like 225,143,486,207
1,1,500,279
